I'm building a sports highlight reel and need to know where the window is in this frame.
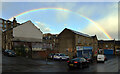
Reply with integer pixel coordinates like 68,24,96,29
111,45,113,48
78,38,80,43
0,20,2,24
106,45,108,48
89,43,92,46
66,48,68,52
84,43,87,46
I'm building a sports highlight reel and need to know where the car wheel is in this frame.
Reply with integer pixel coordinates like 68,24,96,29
79,64,82,69
60,58,62,61
97,61,99,63
69,66,73,69
87,63,89,67
67,58,69,61
103,61,104,63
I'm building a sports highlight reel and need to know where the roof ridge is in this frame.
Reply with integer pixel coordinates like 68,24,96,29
65,28,90,37
21,20,31,25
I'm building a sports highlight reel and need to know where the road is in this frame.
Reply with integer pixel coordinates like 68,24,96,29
2,54,119,72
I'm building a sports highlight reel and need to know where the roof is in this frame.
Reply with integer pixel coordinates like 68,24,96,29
98,40,115,43
65,28,90,37
91,35,97,38
12,37,42,42
115,41,120,44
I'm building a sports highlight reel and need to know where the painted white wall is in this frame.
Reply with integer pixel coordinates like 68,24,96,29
13,21,43,39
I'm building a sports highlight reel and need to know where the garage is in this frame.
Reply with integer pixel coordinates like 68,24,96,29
104,49,114,55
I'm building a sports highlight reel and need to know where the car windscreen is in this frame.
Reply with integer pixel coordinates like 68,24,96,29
8,50,14,53
71,58,83,61
60,54,66,56
55,54,59,56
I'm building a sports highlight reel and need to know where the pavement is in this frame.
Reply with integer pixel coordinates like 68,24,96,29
2,54,120,72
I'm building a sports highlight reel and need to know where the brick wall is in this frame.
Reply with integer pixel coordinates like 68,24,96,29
32,50,59,59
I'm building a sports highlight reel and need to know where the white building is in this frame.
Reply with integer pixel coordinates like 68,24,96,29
13,20,43,40
12,20,43,58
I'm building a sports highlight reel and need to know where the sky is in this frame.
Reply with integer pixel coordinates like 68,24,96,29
1,2,118,40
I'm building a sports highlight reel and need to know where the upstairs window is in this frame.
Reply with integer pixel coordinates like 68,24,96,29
106,45,108,48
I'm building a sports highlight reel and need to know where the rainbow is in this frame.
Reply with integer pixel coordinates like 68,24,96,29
9,8,112,40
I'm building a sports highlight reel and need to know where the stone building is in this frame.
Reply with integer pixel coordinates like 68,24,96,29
98,40,115,55
0,18,43,58
58,28,98,58
114,41,120,55
0,18,20,51
43,33,58,51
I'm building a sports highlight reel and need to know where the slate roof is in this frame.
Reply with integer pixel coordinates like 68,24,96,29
65,28,90,37
115,41,120,44
98,40,115,43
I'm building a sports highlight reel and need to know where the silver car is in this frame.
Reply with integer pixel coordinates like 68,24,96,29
53,53,69,60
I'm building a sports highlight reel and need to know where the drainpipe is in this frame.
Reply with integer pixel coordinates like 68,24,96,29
114,39,115,55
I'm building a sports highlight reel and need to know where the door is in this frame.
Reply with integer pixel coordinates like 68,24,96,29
77,51,82,57
104,49,113,55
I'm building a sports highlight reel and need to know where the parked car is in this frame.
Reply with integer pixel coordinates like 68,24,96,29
4,49,16,57
53,53,69,61
47,53,55,59
97,54,105,63
83,56,93,63
67,57,89,69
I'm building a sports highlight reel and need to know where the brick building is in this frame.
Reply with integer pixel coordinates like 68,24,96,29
58,28,98,58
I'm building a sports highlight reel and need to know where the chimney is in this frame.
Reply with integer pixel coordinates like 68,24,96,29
13,17,17,27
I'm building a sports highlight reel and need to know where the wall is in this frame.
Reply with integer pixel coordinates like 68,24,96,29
115,45,120,55
98,41,114,54
13,21,43,40
75,35,97,57
58,29,75,58
0,31,1,51
32,50,59,59
92,37,98,56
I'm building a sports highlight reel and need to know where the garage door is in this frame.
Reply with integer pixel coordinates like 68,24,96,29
104,49,113,55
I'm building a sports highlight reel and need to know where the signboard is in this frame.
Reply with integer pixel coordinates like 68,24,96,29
32,48,43,51
32,43,43,51
83,46,92,50
76,46,83,51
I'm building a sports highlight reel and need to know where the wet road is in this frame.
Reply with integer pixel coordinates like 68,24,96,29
2,55,119,72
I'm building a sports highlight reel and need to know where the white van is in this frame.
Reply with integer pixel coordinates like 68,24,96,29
97,54,105,63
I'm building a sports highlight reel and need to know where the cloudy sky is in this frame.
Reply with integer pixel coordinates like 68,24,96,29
1,2,118,40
